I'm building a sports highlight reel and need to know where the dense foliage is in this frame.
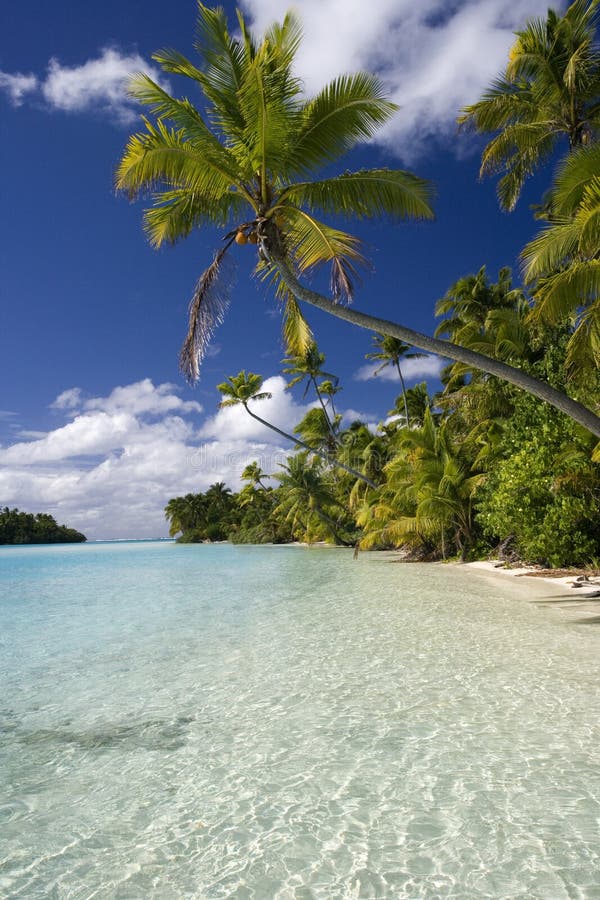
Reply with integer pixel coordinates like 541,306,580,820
141,0,600,566
0,508,86,545
166,272,600,565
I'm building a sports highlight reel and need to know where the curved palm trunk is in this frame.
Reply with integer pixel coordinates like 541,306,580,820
242,403,377,488
395,361,410,427
268,247,600,438
310,374,340,445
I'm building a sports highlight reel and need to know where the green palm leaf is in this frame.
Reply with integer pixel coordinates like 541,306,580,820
289,73,398,174
282,169,434,221
284,207,368,301
115,118,246,204
143,188,245,245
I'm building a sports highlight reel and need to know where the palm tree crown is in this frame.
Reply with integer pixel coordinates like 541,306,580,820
365,332,422,425
522,142,600,374
116,2,600,438
116,3,433,380
459,0,600,210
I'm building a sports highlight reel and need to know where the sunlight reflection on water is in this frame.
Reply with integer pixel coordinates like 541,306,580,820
1,542,599,898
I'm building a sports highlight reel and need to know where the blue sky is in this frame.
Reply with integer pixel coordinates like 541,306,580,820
0,0,558,538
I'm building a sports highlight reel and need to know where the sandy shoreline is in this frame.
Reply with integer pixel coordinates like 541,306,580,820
464,559,600,622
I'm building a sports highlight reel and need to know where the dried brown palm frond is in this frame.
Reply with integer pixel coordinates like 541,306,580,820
329,255,364,303
179,243,237,382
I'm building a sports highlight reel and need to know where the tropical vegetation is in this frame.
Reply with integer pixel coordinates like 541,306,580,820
113,0,600,566
0,508,86,544
166,267,600,566
116,0,600,436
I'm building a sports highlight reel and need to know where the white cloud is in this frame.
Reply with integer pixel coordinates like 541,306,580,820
1,48,166,122
242,0,550,159
0,378,307,540
355,354,445,382
83,378,203,417
2,3,549,151
2,3,551,152
0,71,37,105
51,387,83,410
199,375,314,443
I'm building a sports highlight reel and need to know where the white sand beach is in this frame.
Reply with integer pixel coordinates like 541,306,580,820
465,559,600,622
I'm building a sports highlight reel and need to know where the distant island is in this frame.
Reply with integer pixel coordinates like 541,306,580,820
0,508,86,545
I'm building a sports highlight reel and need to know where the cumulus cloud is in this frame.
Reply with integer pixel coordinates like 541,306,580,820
83,378,203,417
0,71,37,105
3,3,550,150
1,48,166,122
0,378,311,540
354,354,445,383
242,0,550,158
200,376,314,443
51,387,83,410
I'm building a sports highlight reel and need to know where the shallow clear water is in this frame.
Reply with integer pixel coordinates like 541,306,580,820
1,542,600,899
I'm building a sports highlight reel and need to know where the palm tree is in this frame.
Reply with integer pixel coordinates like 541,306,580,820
293,406,341,452
317,379,341,420
241,460,269,489
459,0,600,211
204,481,233,508
282,344,340,443
435,267,526,338
274,453,352,544
522,143,600,375
117,4,432,373
359,410,482,558
390,382,432,428
435,268,533,393
217,371,376,486
365,333,422,425
117,3,600,437
164,493,204,536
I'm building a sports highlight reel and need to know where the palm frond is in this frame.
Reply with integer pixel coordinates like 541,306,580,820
282,169,434,221
282,293,313,356
115,117,246,204
530,258,600,323
284,208,368,302
143,188,245,246
480,122,556,176
289,73,398,174
522,218,585,281
564,301,600,374
459,79,537,130
236,50,299,186
179,244,237,382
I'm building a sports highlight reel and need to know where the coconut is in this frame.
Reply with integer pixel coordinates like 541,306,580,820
248,231,258,244
235,230,248,245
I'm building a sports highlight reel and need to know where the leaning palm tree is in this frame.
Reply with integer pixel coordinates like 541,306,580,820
365,333,422,426
282,344,340,443
117,3,600,437
217,371,375,486
459,0,600,211
522,142,600,375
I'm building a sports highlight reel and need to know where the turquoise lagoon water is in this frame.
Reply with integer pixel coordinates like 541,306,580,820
1,541,600,899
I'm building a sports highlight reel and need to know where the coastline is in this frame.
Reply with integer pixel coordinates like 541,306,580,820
464,559,600,622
